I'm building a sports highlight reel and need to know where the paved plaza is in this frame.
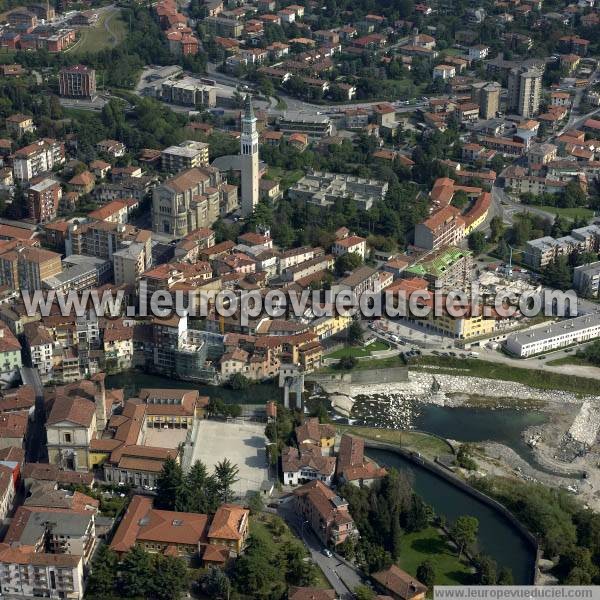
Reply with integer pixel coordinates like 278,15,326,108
190,420,269,496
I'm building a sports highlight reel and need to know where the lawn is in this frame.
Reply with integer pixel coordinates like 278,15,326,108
318,354,405,373
265,166,304,190
336,425,453,459
398,527,473,586
70,8,127,56
250,514,330,589
537,205,594,220
545,355,591,367
413,355,599,396
326,340,390,359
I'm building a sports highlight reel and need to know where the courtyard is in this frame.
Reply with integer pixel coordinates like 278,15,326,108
190,420,269,497
142,426,189,449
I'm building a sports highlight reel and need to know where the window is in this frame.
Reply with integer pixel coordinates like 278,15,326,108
64,433,72,443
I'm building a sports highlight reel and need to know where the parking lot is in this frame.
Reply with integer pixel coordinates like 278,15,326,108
190,420,269,497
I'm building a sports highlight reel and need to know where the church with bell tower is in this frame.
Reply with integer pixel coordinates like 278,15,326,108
240,95,259,217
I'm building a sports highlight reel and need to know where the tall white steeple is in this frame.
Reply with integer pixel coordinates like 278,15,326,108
240,95,259,217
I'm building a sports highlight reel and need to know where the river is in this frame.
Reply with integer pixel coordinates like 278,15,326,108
366,448,536,585
109,371,537,581
106,371,282,404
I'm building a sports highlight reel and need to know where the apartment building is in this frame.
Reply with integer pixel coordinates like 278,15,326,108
87,199,138,224
471,82,500,119
23,323,54,382
293,480,358,547
278,112,333,137
152,168,224,237
113,242,147,285
507,65,543,117
161,140,210,172
58,64,96,99
66,221,152,271
288,171,388,211
0,245,62,291
414,206,465,251
336,434,386,486
0,325,22,386
161,77,217,108
573,261,600,297
13,139,65,181
404,247,473,291
0,545,85,599
506,314,600,357
27,177,62,223
523,224,600,269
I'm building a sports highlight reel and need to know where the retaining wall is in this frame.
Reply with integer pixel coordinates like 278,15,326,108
307,366,409,384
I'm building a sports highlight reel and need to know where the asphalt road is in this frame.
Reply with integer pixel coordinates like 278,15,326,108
278,499,363,599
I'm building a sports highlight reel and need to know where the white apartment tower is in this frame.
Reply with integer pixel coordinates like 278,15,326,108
241,95,259,217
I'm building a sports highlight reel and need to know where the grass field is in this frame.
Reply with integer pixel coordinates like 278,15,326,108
336,425,453,459
545,355,590,367
413,355,599,396
71,8,127,56
537,205,594,220
319,354,405,373
398,527,473,586
326,340,390,359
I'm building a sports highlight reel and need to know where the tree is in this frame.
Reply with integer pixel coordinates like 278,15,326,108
474,554,498,585
248,491,264,515
336,356,358,370
451,190,469,209
542,256,572,290
86,544,118,598
450,516,479,559
354,584,376,600
347,320,364,346
468,231,487,255
497,567,514,585
416,559,436,588
229,372,251,390
334,251,362,276
156,457,184,510
201,566,231,599
489,216,505,243
119,546,154,598
214,458,239,503
150,554,189,600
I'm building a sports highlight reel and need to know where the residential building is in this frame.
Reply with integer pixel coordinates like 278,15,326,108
523,224,600,268
13,138,65,181
278,112,332,137
96,139,126,158
0,544,85,599
113,242,147,285
336,434,386,486
404,247,473,291
292,480,358,547
206,504,250,556
27,178,61,223
161,77,217,108
88,199,138,224
282,445,336,486
5,114,35,137
372,564,428,600
161,141,210,172
296,417,336,455
573,261,600,298
414,206,464,251
471,82,500,119
23,323,54,382
289,588,337,600
507,65,543,118
58,65,96,99
332,235,367,260
506,314,600,357
0,245,62,291
0,411,27,448
288,171,388,211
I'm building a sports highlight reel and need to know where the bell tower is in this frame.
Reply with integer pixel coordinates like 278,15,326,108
240,95,259,217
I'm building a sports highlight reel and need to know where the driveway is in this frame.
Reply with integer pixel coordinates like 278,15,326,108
278,500,364,599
